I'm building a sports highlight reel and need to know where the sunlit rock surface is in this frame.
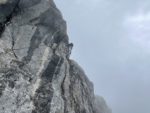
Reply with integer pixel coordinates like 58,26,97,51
0,0,111,113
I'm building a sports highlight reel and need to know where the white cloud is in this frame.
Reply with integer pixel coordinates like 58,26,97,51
123,9,150,49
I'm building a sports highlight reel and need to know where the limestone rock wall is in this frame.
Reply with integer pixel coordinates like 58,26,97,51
0,0,111,113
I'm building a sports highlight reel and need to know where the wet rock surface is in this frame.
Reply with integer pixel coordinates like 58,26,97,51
0,0,111,113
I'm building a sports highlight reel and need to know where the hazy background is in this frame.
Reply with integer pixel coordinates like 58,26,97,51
55,0,150,113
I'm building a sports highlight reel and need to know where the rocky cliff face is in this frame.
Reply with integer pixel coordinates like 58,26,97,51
95,96,112,113
0,0,111,113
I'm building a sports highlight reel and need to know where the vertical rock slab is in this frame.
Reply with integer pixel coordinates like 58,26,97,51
0,0,111,113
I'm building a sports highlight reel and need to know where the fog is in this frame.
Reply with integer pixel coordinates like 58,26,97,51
55,0,150,113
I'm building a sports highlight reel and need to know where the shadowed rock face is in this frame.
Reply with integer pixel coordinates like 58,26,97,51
0,0,19,37
0,0,111,113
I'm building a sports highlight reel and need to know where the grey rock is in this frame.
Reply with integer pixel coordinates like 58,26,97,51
0,0,111,113
0,0,20,37
94,96,112,113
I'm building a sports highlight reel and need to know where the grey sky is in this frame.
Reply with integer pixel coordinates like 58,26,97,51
55,0,150,113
